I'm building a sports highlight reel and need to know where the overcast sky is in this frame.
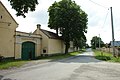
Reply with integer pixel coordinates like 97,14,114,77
1,0,120,45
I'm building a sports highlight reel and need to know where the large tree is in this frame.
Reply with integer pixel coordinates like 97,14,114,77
48,0,88,54
73,33,87,50
91,36,105,49
8,0,38,17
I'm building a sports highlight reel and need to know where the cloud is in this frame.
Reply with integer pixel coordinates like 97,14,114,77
29,10,49,24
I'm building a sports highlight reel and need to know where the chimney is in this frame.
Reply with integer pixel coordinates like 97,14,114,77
37,24,41,29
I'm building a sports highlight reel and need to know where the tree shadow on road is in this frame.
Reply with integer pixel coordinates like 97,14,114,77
0,75,14,80
50,55,102,63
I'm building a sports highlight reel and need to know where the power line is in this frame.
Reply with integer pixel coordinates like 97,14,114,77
89,0,108,9
98,10,110,34
102,10,109,28
89,0,110,30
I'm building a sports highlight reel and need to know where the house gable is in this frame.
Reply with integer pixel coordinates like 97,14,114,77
0,1,18,28
33,24,62,40
0,1,18,58
33,24,63,54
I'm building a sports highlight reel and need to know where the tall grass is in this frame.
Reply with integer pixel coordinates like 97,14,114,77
93,50,120,62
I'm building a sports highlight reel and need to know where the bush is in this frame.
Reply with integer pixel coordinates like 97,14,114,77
0,55,4,62
95,56,111,61
111,57,120,62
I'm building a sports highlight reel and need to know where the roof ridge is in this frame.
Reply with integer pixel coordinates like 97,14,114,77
40,29,61,40
40,29,56,34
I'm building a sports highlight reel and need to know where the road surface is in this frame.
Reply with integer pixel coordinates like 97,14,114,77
1,48,120,80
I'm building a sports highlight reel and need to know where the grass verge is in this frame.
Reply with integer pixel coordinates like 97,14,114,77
93,50,120,62
0,50,85,69
0,60,28,69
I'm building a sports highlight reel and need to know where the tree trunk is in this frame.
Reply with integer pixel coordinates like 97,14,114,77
65,42,70,54
65,44,69,54
56,28,58,35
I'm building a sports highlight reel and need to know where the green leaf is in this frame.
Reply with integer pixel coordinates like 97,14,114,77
48,0,88,53
8,0,38,17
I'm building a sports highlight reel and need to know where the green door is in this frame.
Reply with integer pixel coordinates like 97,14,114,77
22,42,35,60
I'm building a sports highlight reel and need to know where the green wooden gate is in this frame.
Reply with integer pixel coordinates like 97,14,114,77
22,42,35,60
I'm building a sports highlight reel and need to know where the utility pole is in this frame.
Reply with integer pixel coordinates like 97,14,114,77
110,7,115,57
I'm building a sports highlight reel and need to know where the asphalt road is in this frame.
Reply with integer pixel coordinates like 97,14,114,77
1,48,120,80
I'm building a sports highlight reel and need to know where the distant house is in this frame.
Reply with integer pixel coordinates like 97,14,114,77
0,1,74,60
0,1,18,59
110,41,120,47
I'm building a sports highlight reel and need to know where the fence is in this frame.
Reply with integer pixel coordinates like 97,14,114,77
97,47,120,57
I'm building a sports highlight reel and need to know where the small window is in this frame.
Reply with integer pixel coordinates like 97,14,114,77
1,16,2,19
43,49,46,53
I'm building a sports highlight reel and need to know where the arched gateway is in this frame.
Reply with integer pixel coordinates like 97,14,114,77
22,42,35,60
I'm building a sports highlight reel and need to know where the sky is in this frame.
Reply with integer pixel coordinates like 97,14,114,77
1,0,120,45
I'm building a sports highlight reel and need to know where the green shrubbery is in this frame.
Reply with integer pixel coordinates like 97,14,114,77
93,50,120,62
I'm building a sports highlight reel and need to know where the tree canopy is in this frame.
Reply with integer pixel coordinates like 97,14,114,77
91,36,105,49
8,0,38,17
48,0,88,53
